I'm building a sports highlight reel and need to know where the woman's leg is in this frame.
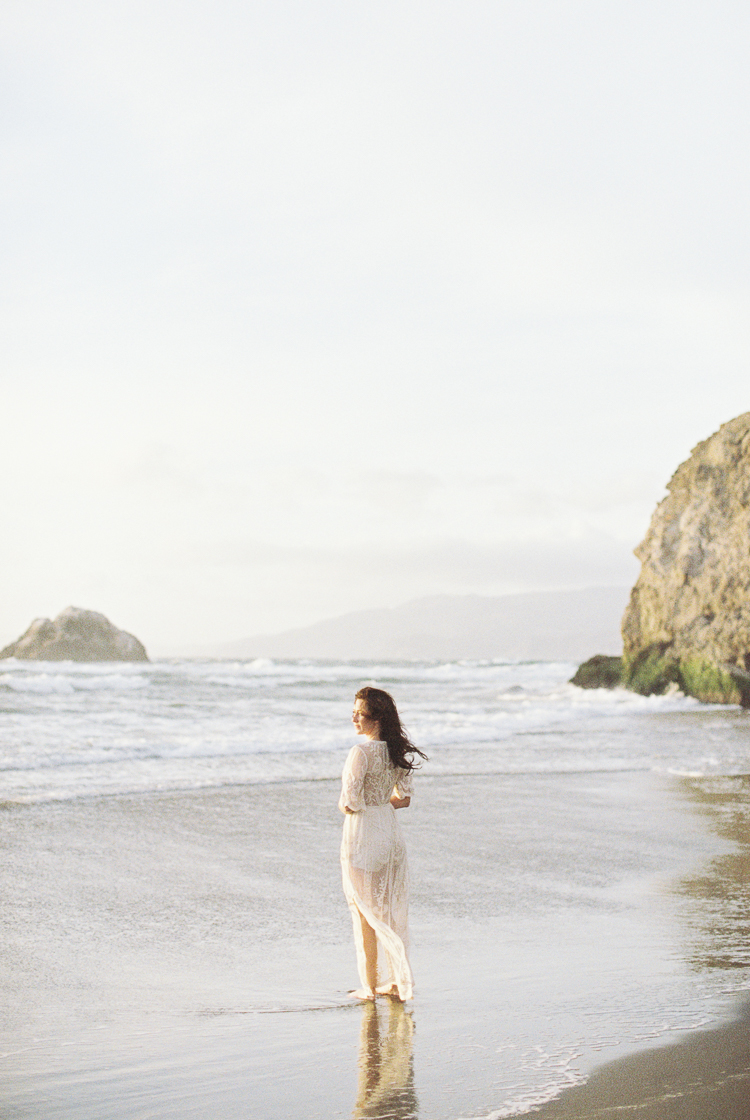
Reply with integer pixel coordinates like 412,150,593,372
357,907,378,995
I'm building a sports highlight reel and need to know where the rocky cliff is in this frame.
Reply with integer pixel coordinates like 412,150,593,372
620,412,750,704
0,606,149,662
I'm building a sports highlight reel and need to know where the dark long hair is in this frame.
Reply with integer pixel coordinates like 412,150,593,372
355,686,428,772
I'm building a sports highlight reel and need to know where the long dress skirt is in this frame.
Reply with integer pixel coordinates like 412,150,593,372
341,802,414,1001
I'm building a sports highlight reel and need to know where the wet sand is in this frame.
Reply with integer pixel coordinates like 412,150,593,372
534,996,750,1119
534,773,750,1120
1,770,748,1119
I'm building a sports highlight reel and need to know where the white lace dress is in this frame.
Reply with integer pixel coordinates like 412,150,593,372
339,739,414,1001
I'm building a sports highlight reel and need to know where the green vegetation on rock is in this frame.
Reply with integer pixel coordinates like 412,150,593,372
572,644,748,705
678,658,741,705
621,644,742,702
569,655,623,690
622,644,681,696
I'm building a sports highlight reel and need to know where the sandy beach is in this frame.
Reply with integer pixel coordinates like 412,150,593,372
1,769,749,1119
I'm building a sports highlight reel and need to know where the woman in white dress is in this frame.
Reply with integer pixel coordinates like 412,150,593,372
339,687,427,1001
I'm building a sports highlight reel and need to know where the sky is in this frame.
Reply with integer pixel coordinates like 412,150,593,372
1,0,749,654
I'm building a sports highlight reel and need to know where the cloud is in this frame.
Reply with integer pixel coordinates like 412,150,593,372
1,2,749,649
197,531,638,594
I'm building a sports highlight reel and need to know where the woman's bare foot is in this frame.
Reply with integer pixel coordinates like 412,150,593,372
375,983,402,998
349,988,377,1000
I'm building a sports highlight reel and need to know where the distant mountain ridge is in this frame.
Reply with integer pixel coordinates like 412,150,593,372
210,587,630,661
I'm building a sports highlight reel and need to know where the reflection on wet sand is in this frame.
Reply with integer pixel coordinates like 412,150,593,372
676,775,750,971
352,1000,418,1119
531,773,750,1119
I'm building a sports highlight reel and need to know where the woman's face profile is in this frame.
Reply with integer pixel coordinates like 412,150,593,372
352,699,378,737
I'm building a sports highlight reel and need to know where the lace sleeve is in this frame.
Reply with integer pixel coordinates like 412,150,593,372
395,766,414,800
339,746,368,813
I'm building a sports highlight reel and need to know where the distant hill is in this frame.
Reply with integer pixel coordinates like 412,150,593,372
210,587,630,661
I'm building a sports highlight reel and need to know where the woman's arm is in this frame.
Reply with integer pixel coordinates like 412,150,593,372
339,746,368,814
390,790,411,809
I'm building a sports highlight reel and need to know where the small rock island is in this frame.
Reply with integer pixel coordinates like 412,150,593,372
574,411,750,705
0,606,149,662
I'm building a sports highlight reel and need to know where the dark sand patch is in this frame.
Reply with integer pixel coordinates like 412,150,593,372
532,773,750,1120
533,997,750,1120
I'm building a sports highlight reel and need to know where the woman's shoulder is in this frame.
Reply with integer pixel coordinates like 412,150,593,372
359,739,390,763
342,743,368,778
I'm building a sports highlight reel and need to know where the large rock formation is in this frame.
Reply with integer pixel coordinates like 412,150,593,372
621,412,750,704
0,607,149,662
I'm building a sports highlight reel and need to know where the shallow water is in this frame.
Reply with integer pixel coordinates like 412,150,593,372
1,659,749,1117
1,771,749,1119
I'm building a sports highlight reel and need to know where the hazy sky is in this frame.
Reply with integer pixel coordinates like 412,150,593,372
2,1,749,653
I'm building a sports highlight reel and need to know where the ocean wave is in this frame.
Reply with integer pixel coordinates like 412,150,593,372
1,673,76,694
0,657,744,802
0,671,147,693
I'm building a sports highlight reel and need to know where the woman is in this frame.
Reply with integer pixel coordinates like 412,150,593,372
339,686,427,1001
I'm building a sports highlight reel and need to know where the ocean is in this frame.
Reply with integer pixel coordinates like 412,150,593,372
2,655,748,802
2,658,749,1119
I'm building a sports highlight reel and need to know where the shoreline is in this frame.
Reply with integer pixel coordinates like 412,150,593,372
532,994,750,1119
